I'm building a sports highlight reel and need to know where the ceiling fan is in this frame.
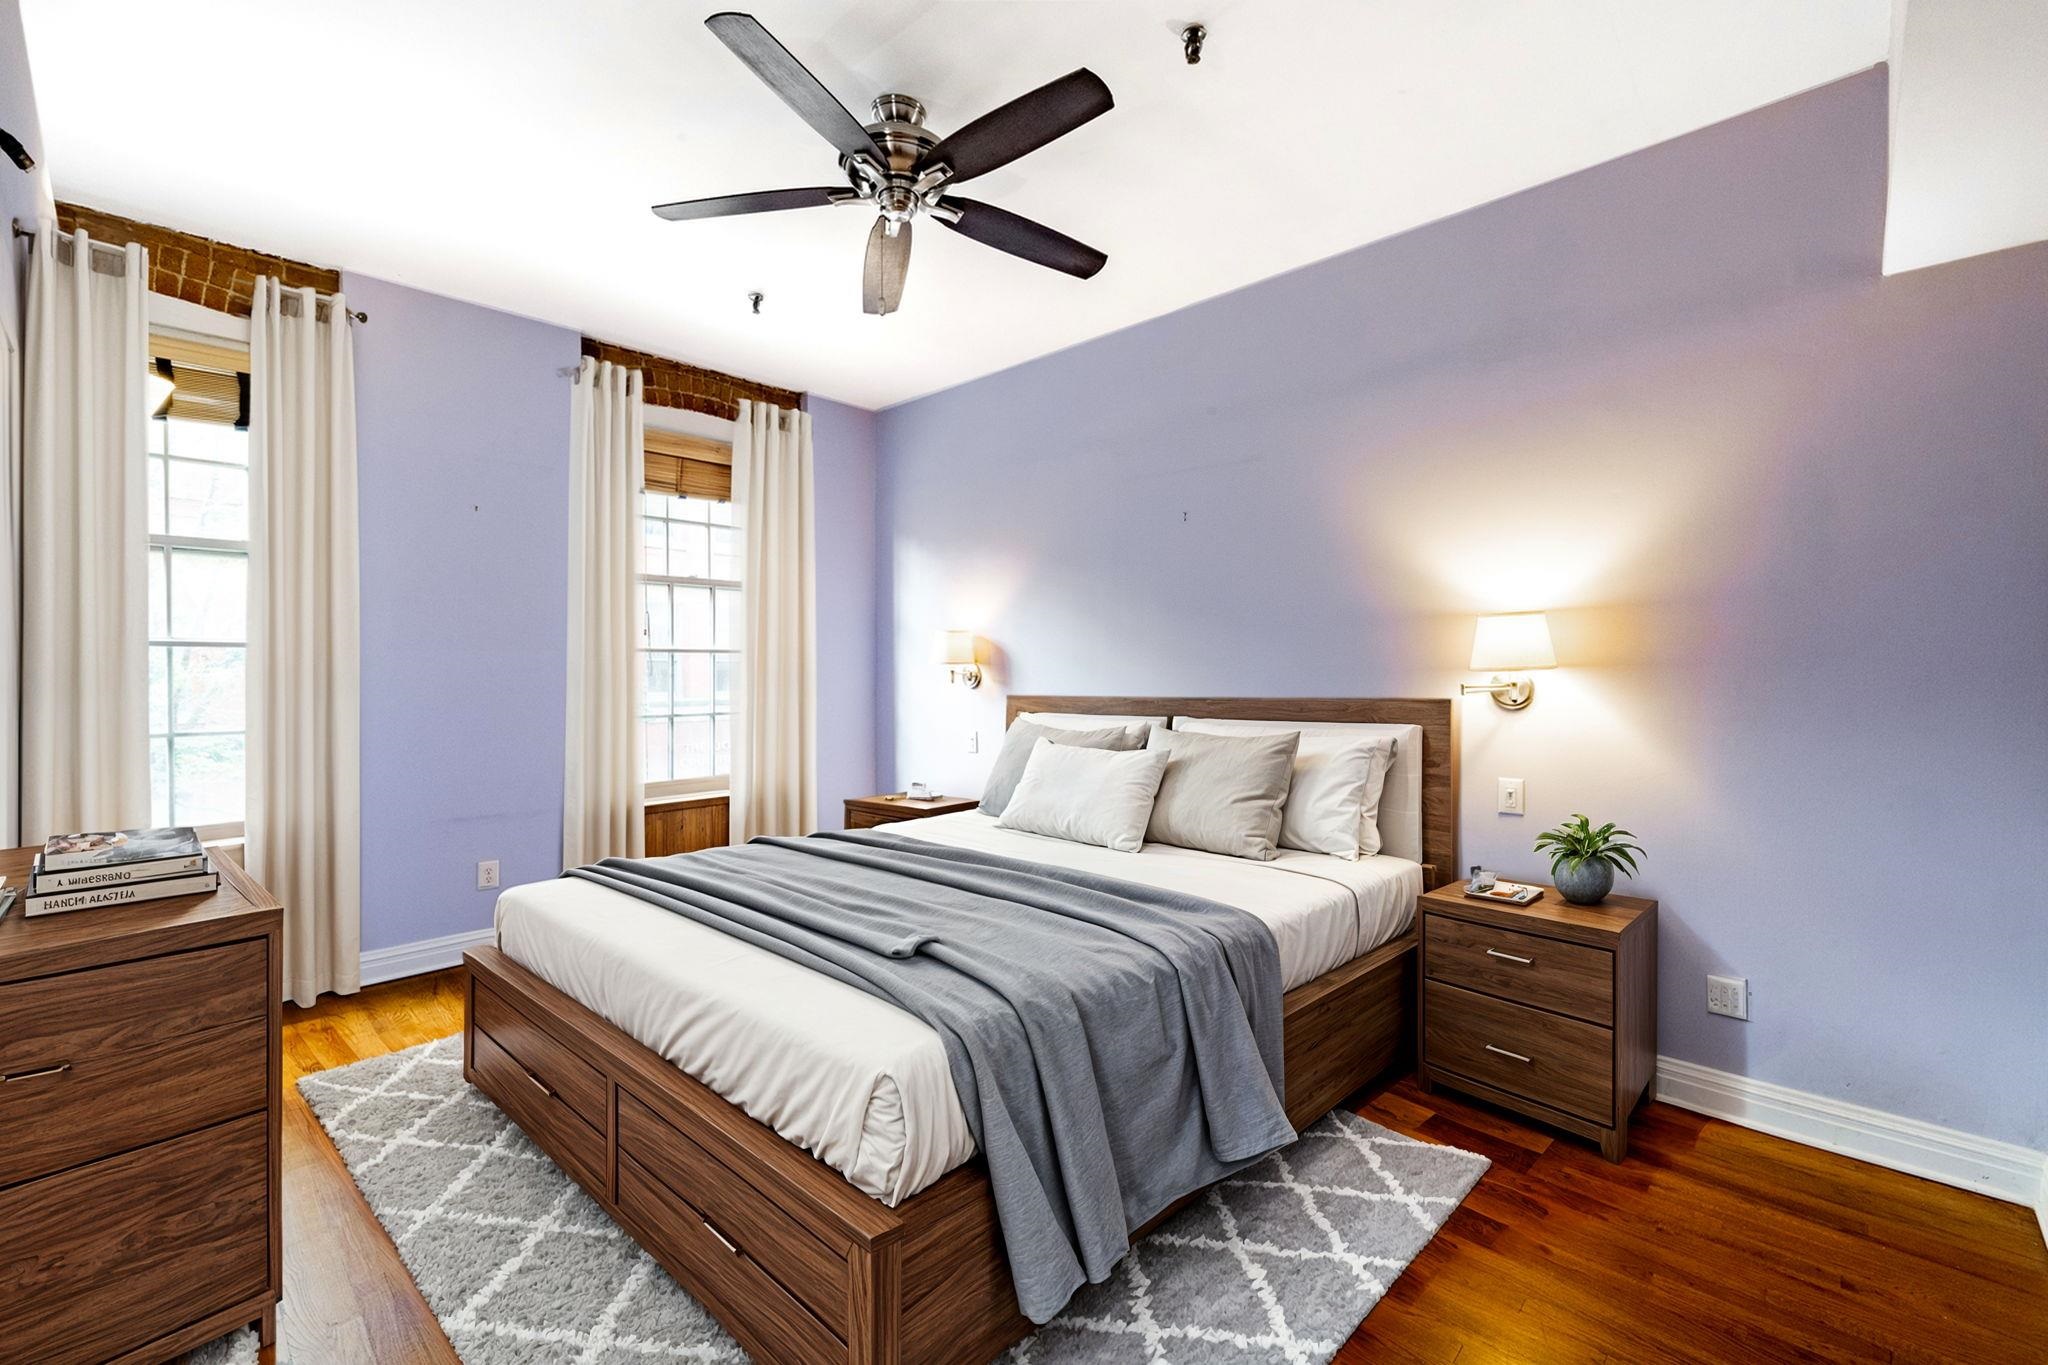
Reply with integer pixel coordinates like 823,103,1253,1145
653,11,1113,316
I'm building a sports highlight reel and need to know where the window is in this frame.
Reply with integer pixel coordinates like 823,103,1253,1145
147,408,250,832
639,491,740,795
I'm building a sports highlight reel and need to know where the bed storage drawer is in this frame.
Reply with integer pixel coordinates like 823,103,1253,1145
1425,981,1613,1122
474,980,607,1133
620,1152,845,1364
0,1113,269,1364
1425,915,1613,1024
619,1090,849,1338
470,1020,607,1196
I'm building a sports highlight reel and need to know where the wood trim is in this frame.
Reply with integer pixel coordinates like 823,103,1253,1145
464,924,1417,1364
647,794,729,856
1006,695,1458,889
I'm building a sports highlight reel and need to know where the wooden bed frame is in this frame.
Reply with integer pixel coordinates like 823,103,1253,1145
464,696,1455,1364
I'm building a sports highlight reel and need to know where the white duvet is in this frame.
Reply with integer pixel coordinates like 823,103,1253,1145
493,812,1420,1205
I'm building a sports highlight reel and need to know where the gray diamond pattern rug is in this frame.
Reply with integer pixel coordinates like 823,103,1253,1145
301,1035,1487,1364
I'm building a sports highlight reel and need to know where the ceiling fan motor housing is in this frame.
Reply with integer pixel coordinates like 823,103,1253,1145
850,93,941,228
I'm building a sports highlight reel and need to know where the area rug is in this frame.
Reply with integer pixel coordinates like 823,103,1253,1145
301,1035,1487,1364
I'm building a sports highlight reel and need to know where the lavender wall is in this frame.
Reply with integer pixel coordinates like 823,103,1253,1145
0,0,50,338
809,397,878,817
347,272,581,952
875,70,2048,1150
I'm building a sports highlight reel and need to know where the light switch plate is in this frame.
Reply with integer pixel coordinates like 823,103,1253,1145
1497,777,1526,815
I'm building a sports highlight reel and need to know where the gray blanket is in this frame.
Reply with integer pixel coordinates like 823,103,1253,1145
568,829,1295,1323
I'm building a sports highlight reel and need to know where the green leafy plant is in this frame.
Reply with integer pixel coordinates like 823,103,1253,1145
1533,814,1645,879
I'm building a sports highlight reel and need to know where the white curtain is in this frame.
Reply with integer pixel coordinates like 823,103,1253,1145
20,222,150,842
563,357,644,867
247,278,362,1007
0,321,19,847
730,399,815,841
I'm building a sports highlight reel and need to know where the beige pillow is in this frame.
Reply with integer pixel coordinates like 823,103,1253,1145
997,740,1170,852
979,718,1148,816
1142,724,1299,860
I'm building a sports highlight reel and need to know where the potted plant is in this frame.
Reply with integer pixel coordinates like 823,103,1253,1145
1533,814,1645,905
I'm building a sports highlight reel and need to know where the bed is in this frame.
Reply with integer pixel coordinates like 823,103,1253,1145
463,696,1456,1364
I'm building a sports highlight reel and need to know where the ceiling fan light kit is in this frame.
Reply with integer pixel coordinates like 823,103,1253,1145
653,11,1114,316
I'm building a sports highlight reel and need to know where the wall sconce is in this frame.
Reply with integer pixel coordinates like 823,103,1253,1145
1460,612,1555,710
942,630,983,689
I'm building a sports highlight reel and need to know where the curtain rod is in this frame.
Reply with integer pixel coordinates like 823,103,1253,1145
12,218,367,324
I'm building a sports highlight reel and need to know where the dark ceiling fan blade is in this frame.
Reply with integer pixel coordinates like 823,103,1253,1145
705,12,881,165
863,218,911,315
939,197,1106,278
920,68,1112,183
651,186,849,221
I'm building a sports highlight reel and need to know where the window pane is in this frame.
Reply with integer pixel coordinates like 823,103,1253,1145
165,417,247,465
707,498,733,527
676,715,713,779
150,737,170,827
170,646,245,731
674,586,712,647
642,583,671,647
168,550,247,642
148,547,169,638
675,653,713,714
148,415,169,456
713,588,737,649
709,526,740,581
149,646,169,733
167,459,249,540
641,517,666,575
671,495,706,523
641,718,672,783
667,521,708,579
713,653,734,708
641,652,672,716
171,733,244,825
714,714,731,778
147,457,166,535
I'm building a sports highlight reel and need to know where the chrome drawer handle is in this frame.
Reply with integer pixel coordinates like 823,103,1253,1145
1485,949,1533,965
702,1220,740,1254
1,1062,71,1084
1484,1044,1533,1064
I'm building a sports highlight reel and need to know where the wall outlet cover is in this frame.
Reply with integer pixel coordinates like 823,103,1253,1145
477,859,501,891
1707,974,1749,1020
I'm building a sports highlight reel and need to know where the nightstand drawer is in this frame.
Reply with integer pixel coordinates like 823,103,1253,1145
846,808,898,829
1426,914,1613,1024
1426,981,1613,1123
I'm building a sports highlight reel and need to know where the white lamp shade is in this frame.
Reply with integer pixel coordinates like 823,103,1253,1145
1470,612,1556,672
941,630,978,666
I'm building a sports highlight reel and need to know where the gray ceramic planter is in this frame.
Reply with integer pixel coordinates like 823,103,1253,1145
1553,859,1614,905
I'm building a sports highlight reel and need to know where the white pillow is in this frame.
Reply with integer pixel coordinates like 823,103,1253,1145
1020,711,1168,732
1174,718,1402,859
996,739,1169,853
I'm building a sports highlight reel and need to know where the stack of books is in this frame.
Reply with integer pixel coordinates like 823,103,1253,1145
22,827,219,917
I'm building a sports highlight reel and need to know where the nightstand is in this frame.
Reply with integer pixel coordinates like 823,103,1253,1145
1417,880,1657,1161
844,793,980,829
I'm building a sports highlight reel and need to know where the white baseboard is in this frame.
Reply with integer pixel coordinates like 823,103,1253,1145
1656,1056,2048,1223
359,927,494,986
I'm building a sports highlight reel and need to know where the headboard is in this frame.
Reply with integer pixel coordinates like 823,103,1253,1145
1005,696,1458,889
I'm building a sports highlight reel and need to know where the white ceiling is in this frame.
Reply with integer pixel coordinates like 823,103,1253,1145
22,1,1891,408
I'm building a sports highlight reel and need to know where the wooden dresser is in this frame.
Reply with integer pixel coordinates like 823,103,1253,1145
843,793,979,829
0,850,283,1364
1417,880,1656,1161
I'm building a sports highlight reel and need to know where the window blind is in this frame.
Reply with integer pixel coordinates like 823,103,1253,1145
644,427,733,501
149,334,249,427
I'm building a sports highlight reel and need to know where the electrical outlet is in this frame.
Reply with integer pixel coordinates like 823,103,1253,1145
477,859,500,891
1497,777,1526,815
968,731,980,755
1707,974,1749,1020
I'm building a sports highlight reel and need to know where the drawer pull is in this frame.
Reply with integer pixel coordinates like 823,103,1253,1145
1,1062,71,1083
525,1069,555,1100
1484,1044,1533,1064
1485,948,1534,965
702,1219,740,1254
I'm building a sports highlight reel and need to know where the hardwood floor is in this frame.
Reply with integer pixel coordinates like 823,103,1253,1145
270,969,2047,1364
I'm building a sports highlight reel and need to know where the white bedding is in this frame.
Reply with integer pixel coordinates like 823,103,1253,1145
494,812,1420,1205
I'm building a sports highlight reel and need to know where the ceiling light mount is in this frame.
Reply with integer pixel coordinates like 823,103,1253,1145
1182,24,1206,65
